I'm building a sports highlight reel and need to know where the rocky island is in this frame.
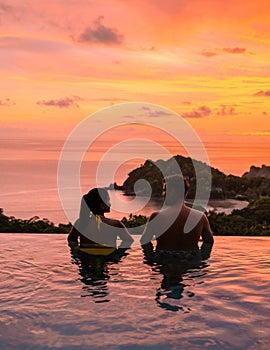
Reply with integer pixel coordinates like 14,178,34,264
120,155,270,201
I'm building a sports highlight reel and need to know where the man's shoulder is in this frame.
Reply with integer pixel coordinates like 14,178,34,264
184,205,206,223
149,211,159,220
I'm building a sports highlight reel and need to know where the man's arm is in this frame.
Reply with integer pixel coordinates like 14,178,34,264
200,214,214,259
201,214,214,243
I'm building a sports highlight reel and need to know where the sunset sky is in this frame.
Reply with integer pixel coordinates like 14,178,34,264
1,0,270,176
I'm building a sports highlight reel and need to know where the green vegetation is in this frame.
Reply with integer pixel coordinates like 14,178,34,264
122,155,270,201
121,214,148,228
208,197,270,236
0,208,71,233
0,208,148,234
1,197,269,236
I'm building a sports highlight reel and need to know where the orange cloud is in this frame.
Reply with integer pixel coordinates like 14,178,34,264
216,105,236,116
254,90,270,97
230,131,270,136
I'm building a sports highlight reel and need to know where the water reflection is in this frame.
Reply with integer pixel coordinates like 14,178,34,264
142,244,212,312
69,245,129,302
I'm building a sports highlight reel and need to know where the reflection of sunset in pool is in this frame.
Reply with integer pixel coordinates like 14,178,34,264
0,234,269,349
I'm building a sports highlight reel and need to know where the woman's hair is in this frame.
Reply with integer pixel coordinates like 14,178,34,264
78,188,109,231
84,188,109,214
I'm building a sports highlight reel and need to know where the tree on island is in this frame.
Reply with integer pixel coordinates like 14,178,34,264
122,155,270,201
1,197,270,235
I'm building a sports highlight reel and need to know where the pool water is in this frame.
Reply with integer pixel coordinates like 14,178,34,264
0,234,269,350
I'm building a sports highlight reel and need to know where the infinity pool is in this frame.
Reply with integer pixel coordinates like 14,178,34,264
0,234,269,350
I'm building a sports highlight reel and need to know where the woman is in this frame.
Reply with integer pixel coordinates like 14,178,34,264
68,188,134,252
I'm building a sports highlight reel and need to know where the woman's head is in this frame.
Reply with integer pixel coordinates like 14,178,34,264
78,188,110,232
84,188,111,215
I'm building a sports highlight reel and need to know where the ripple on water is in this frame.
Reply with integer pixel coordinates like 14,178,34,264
0,235,269,350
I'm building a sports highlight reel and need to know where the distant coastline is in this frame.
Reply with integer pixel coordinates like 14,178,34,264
1,155,269,235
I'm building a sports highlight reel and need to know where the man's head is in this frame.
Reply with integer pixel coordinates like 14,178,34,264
162,175,189,205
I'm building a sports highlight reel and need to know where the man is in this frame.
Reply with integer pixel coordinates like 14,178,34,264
140,175,214,259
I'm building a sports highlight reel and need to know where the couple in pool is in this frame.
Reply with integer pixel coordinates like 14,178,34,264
68,175,214,259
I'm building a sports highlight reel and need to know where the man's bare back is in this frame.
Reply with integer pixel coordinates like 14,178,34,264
140,175,214,254
151,204,213,251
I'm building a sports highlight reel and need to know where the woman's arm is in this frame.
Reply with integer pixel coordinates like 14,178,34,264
116,220,134,248
67,219,80,245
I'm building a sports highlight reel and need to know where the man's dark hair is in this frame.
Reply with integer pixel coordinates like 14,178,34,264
164,175,189,197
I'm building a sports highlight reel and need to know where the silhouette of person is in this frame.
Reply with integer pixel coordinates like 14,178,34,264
68,188,134,251
140,175,214,260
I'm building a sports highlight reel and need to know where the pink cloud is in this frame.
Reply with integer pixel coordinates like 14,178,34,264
141,106,173,117
182,105,211,118
200,51,218,58
200,47,247,58
0,98,15,106
223,47,246,54
181,101,191,105
76,16,124,45
0,36,69,52
148,110,173,118
36,96,82,108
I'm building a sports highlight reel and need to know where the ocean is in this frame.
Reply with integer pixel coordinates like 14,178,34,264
1,138,268,224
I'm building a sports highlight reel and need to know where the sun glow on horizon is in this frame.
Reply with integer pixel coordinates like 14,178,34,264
0,0,270,175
